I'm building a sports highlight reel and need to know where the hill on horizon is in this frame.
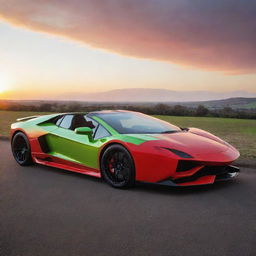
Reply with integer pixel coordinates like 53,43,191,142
1,96,256,111
58,88,256,102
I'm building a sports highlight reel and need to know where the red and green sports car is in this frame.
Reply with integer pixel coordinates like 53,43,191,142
11,110,240,188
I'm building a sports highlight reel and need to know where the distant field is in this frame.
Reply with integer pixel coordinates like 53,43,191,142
238,102,256,109
0,111,255,158
0,111,50,137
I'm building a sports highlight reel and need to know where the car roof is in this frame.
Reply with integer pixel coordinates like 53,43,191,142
89,110,133,115
61,110,134,116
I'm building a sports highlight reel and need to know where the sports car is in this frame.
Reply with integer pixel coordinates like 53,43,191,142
11,110,240,188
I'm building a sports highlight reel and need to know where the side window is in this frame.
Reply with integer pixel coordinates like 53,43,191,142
56,116,64,126
59,115,74,129
86,116,99,134
94,125,111,140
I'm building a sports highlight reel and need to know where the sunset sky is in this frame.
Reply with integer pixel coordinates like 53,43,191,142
0,0,255,100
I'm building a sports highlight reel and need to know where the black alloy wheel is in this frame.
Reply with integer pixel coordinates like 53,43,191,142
12,132,33,166
101,144,135,188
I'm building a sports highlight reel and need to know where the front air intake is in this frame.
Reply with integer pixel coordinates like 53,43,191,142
176,160,201,172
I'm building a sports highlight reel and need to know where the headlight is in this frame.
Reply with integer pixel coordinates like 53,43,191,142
161,147,193,158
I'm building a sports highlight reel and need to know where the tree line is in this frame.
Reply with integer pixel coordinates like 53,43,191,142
0,101,255,119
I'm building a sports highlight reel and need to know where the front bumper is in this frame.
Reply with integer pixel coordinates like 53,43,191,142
157,165,240,186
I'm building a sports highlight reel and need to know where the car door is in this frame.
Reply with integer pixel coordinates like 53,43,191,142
45,114,109,169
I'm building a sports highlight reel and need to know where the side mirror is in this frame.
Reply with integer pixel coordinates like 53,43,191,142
75,127,93,141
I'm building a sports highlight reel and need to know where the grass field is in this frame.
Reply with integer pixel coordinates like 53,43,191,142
0,111,255,158
0,111,50,137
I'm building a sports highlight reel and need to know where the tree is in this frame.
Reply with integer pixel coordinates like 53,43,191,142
172,105,189,116
195,105,209,116
154,104,170,115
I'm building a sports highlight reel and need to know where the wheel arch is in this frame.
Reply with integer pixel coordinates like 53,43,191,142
11,129,27,142
99,141,136,172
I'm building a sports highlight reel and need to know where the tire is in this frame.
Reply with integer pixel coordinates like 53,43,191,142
11,132,33,166
100,144,135,188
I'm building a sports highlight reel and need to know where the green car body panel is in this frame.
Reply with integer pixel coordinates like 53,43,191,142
11,113,158,170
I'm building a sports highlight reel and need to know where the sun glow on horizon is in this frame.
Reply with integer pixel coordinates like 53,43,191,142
0,73,12,93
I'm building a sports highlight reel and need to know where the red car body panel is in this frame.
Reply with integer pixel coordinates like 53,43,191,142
10,114,240,187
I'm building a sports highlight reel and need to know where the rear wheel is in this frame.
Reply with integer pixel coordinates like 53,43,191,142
12,132,33,166
101,144,135,188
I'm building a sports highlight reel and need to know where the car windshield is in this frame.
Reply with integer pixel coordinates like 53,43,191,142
95,112,181,134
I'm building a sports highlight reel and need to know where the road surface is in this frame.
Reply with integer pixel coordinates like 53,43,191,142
0,140,255,256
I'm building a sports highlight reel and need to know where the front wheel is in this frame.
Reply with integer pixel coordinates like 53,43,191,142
12,132,33,166
100,144,135,188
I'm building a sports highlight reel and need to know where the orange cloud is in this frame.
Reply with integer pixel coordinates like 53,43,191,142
0,0,255,73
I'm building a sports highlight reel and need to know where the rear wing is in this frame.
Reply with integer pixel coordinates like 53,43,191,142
16,115,40,122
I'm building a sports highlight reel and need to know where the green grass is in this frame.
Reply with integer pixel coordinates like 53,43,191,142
237,102,256,109
0,111,50,137
0,111,255,158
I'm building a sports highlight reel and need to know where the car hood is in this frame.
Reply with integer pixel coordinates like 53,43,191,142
150,131,229,157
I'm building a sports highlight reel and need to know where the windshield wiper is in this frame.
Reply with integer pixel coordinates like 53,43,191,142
160,130,179,134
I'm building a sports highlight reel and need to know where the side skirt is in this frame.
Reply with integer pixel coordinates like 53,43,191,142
32,153,101,178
